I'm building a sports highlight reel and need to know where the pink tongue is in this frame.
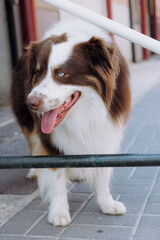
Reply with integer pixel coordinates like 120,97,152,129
41,108,59,134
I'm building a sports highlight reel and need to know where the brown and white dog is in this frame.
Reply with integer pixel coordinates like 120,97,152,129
11,21,131,227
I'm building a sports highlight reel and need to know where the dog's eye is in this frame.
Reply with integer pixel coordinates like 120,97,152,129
57,72,64,77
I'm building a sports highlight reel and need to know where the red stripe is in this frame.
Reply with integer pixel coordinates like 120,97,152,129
106,0,114,40
140,0,149,59
19,0,39,45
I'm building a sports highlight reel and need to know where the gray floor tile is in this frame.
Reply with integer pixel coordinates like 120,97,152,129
82,195,119,213
61,224,132,240
0,210,44,235
119,194,147,214
0,169,37,194
23,197,48,212
148,194,160,203
134,216,160,240
69,201,85,212
113,167,135,178
72,212,137,227
27,214,64,238
131,167,158,179
110,178,152,186
71,182,93,194
68,192,91,202
110,185,150,195
144,203,160,215
0,236,57,240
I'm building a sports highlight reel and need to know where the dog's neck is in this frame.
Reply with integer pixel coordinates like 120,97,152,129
50,94,124,155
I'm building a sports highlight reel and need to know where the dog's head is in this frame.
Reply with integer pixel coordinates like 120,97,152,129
14,33,131,134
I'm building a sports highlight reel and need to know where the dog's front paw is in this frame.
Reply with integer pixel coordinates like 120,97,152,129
48,211,71,227
98,195,126,215
106,200,126,215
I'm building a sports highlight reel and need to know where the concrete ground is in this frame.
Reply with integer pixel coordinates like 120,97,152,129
0,56,160,240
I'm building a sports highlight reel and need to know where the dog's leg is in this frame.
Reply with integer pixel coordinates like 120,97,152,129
27,168,38,179
90,168,126,215
22,126,48,179
38,168,71,227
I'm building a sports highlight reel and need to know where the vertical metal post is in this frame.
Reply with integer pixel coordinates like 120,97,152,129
19,0,39,45
140,0,150,59
128,0,136,62
5,0,19,68
106,0,114,39
153,0,159,40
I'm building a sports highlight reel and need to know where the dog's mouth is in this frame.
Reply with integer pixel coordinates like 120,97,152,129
41,91,81,134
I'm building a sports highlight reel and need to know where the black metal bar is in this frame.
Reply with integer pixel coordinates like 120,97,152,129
5,0,19,68
129,0,136,62
0,154,160,169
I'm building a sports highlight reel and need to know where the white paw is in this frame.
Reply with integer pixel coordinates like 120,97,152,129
48,211,71,227
98,197,126,215
27,168,38,179
107,200,126,215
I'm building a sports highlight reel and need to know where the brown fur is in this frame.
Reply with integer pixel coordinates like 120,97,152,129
11,50,34,132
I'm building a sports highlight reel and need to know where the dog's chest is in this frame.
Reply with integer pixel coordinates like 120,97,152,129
49,118,123,155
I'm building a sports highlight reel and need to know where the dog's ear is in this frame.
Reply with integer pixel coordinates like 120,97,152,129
12,37,58,94
85,37,120,107
25,37,58,79
11,38,50,131
11,48,34,131
86,37,115,69
12,42,39,84
11,49,30,98
85,37,131,122
25,42,41,78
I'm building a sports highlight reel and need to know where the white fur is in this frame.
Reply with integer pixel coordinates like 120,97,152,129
28,21,126,226
38,168,70,226
43,20,112,44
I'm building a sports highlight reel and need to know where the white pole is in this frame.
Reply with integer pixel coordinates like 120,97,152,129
42,0,160,55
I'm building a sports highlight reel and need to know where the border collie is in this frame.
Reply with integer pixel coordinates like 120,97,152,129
11,21,131,226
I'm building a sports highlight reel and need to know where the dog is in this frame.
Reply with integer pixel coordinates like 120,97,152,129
11,21,131,227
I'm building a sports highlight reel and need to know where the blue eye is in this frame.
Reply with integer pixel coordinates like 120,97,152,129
57,72,64,77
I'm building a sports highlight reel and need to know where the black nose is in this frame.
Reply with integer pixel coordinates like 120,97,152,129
26,96,40,111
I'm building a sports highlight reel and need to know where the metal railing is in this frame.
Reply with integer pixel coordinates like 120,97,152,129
1,154,160,169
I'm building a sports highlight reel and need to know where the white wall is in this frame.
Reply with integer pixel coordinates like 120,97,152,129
36,0,60,39
112,1,132,62
0,0,12,105
36,0,132,60
58,0,131,62
59,0,107,21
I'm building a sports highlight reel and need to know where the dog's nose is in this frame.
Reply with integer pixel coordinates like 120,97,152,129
26,96,40,111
